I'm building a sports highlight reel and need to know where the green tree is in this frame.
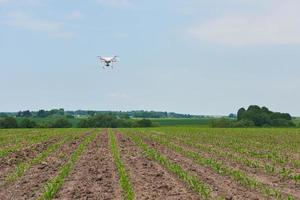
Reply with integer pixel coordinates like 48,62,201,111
77,119,90,128
50,118,72,128
237,105,294,127
37,110,48,118
237,108,246,120
228,113,236,118
19,118,37,128
17,110,32,117
78,114,137,128
136,119,153,127
0,117,18,128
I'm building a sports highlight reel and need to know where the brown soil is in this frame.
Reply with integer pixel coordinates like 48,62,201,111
0,138,58,185
54,130,121,200
160,136,300,199
196,146,300,198
153,131,300,173
116,132,201,200
202,140,298,172
141,136,265,200
204,141,300,174
0,136,84,200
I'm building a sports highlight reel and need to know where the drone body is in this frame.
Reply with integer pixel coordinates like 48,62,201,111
98,56,118,68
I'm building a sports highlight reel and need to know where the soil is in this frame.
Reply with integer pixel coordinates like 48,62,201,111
54,130,121,200
0,138,58,185
0,129,296,200
160,135,300,199
0,136,84,200
116,132,201,200
153,131,300,173
141,136,265,200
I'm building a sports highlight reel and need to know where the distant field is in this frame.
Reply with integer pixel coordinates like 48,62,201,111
16,117,80,127
144,118,213,126
294,117,300,125
15,117,213,128
0,127,299,199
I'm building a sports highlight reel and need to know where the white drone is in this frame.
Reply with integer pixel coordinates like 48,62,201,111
97,56,118,68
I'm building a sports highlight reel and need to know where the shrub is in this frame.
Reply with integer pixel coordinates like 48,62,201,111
19,118,37,128
210,118,233,128
77,115,153,128
135,119,153,127
0,117,18,128
270,119,295,127
77,114,132,128
50,118,72,128
232,119,255,128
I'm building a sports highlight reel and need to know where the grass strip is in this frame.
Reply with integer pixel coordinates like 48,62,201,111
109,129,134,200
39,130,98,200
144,133,295,200
126,131,212,199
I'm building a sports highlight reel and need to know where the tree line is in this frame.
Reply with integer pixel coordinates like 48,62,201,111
0,114,153,129
1,109,205,119
0,117,73,128
211,105,296,128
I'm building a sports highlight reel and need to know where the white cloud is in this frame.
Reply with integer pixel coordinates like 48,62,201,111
189,0,300,45
2,12,73,38
97,0,130,7
66,10,83,20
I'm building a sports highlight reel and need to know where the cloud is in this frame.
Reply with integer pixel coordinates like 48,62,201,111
66,10,83,20
2,12,73,38
189,0,300,45
97,0,130,7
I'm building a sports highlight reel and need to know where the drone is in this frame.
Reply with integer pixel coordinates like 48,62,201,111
97,56,118,68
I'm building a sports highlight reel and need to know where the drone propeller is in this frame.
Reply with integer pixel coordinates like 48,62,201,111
97,55,118,69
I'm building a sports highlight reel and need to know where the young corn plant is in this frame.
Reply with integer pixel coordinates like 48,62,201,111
5,136,71,183
39,130,98,200
126,132,212,199
152,132,297,183
109,130,134,200
144,133,294,200
292,174,300,183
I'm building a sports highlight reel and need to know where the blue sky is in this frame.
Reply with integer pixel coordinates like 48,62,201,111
0,0,300,115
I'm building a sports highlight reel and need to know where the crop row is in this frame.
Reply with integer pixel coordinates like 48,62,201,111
150,127,300,157
0,129,87,158
123,131,214,199
5,131,85,183
109,130,134,200
39,130,98,200
133,130,295,200
149,130,300,183
149,127,300,169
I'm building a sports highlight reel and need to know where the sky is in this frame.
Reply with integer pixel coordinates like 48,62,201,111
0,0,300,115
